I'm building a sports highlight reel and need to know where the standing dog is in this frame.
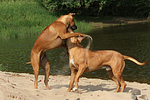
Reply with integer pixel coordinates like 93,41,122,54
30,13,89,90
66,36,148,92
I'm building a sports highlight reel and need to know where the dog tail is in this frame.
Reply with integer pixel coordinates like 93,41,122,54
123,55,148,66
25,62,31,64
85,35,93,49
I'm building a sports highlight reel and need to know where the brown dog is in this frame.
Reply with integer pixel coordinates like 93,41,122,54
66,36,148,92
29,13,89,90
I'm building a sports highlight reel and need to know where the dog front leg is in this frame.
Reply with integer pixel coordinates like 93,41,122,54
74,64,87,91
60,32,88,40
67,28,74,33
67,67,77,92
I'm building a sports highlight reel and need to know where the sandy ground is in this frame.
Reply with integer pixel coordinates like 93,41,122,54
0,71,150,100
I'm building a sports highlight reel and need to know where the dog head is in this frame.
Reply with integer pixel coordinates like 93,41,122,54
57,13,77,31
67,13,77,31
71,36,85,44
70,35,93,49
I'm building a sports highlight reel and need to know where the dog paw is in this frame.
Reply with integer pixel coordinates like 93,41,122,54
72,87,78,92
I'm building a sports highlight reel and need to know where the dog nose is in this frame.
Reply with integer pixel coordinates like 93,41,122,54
72,25,77,30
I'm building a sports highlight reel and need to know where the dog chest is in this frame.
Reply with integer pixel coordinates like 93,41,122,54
70,59,77,68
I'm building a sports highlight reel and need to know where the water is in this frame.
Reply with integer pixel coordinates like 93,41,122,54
0,23,150,84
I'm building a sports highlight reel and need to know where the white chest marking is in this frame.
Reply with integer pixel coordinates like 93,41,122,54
70,59,76,67
101,66,111,71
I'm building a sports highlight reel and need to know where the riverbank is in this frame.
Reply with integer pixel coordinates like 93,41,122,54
90,16,150,28
0,71,150,100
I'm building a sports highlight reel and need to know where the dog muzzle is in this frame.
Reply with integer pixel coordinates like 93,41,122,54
69,25,77,30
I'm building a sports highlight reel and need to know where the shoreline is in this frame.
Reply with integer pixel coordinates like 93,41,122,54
90,17,150,28
0,71,150,100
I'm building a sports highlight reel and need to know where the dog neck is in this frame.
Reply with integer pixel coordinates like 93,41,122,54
66,38,82,52
56,15,70,27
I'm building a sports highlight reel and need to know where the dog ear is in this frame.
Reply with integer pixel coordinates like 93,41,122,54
68,13,76,16
77,36,84,43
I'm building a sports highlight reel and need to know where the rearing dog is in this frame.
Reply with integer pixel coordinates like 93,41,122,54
66,36,148,92
29,13,90,90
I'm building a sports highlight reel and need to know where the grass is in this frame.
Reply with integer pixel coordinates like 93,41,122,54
0,0,93,39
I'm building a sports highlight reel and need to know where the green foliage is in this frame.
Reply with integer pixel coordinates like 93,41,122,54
103,0,150,17
0,0,58,38
0,64,8,71
41,0,150,17
41,0,107,16
0,0,93,38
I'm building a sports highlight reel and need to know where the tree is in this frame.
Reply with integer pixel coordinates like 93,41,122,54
41,0,150,17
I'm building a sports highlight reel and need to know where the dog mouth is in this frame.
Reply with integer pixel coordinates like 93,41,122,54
69,24,77,30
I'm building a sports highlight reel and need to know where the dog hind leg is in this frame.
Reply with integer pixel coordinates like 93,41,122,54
106,69,121,92
112,61,126,92
118,77,126,92
118,62,126,92
40,52,50,90
31,52,40,89
33,67,39,89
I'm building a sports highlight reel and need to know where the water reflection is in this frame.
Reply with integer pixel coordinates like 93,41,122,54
0,23,150,84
